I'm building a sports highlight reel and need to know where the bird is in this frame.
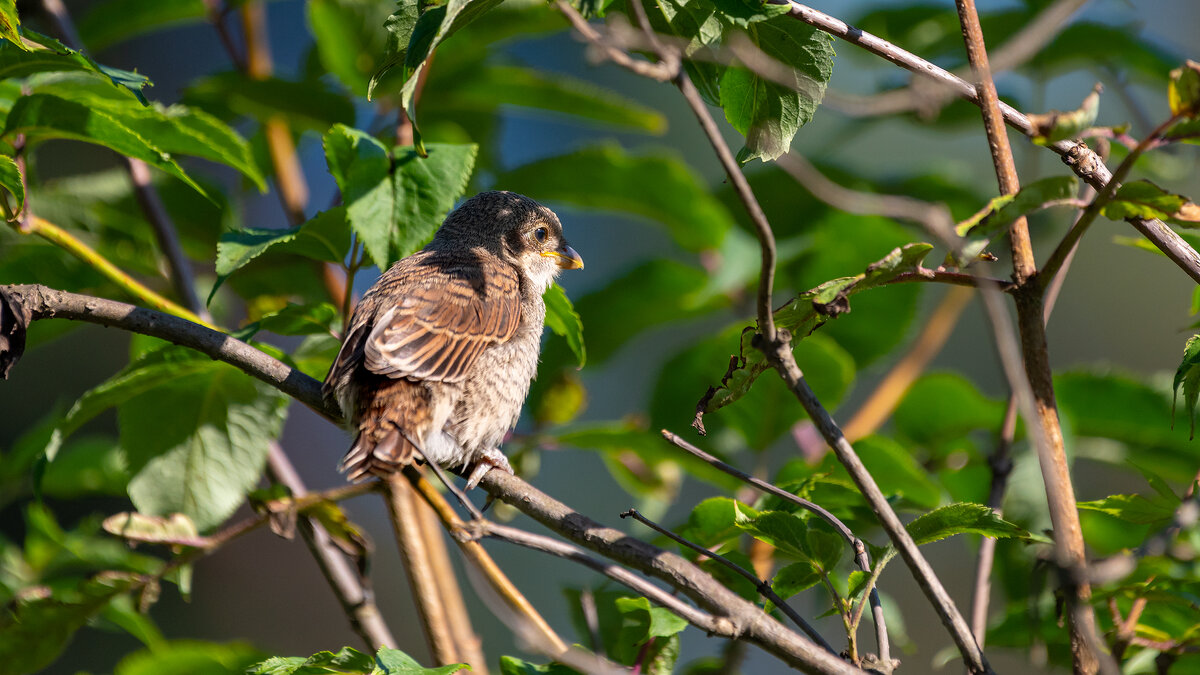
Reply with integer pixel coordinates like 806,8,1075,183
323,191,583,489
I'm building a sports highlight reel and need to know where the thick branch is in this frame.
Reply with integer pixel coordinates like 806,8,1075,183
3,284,863,674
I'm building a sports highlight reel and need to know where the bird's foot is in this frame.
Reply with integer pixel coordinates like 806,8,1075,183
465,448,512,490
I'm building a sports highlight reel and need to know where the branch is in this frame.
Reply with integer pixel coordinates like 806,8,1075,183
9,218,212,329
953,3,1100,673
779,0,1200,285
662,430,894,664
3,284,873,673
477,470,862,674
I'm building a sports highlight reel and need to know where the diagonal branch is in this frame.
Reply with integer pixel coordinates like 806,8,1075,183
2,283,863,675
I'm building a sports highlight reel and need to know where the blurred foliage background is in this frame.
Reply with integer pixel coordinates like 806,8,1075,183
1,0,1199,673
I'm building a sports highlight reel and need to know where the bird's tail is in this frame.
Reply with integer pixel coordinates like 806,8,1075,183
339,426,422,481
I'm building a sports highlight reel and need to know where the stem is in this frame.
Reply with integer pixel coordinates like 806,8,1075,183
15,217,212,329
953,1,1100,672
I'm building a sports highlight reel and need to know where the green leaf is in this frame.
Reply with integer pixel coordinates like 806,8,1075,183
791,214,924,365
241,302,340,338
1165,117,1200,144
32,75,265,190
615,596,689,640
443,65,666,133
115,640,264,675
77,0,207,51
719,17,834,163
1168,60,1200,117
1027,84,1101,145
367,0,420,100
112,347,290,531
1102,179,1200,226
0,30,149,100
894,373,1004,450
772,561,821,599
543,283,585,368
499,144,733,252
323,124,393,265
211,207,351,303
709,0,790,26
906,503,1037,546
0,151,22,213
735,508,810,560
1172,334,1200,439
0,0,26,51
183,72,356,133
2,93,208,196
1077,494,1176,526
0,572,138,674
498,657,580,675
1057,370,1200,480
955,176,1079,259
649,0,725,105
383,143,477,266
388,0,505,151
853,435,942,509
682,497,750,548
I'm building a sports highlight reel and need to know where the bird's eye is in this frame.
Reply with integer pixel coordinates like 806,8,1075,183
534,227,547,242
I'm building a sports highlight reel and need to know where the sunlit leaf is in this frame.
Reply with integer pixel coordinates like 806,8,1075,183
0,152,22,213
1168,60,1200,117
720,16,834,163
1172,334,1200,439
543,283,585,368
1102,179,1200,226
906,503,1038,546
77,0,207,51
2,93,206,196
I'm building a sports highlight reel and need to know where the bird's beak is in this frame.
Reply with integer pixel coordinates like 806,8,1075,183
542,244,584,270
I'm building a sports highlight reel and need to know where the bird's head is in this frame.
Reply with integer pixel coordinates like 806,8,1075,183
437,191,583,294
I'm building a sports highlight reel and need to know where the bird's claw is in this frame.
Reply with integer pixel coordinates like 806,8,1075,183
465,448,512,490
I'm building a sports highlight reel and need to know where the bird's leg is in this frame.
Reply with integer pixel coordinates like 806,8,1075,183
464,448,512,490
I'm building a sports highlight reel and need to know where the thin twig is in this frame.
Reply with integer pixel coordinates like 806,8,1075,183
661,430,890,663
12,217,213,329
620,508,838,656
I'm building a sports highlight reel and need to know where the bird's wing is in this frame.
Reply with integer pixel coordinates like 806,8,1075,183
362,255,521,383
